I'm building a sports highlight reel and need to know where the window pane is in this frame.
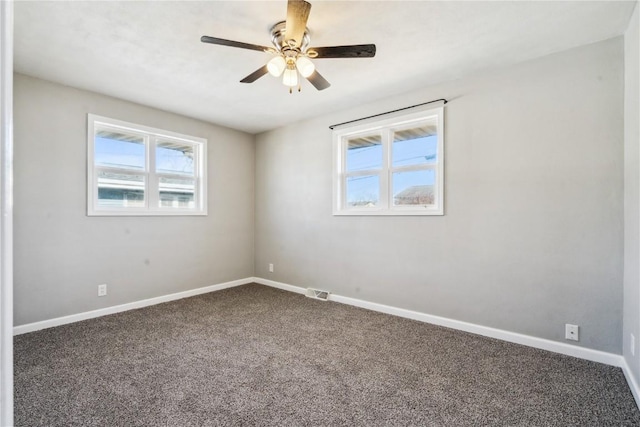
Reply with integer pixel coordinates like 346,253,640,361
156,140,195,176
159,176,195,208
392,125,437,167
97,171,145,207
95,130,145,170
393,169,435,206
346,135,382,172
346,175,380,207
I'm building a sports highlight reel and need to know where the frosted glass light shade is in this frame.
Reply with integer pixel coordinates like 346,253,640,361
296,56,315,78
282,68,298,87
267,56,286,77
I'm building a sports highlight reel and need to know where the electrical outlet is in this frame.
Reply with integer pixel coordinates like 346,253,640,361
632,334,636,357
269,263,274,273
565,324,579,341
98,284,107,297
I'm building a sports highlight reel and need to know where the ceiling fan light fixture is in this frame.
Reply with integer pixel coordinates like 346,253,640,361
282,66,298,87
296,56,315,78
267,56,286,77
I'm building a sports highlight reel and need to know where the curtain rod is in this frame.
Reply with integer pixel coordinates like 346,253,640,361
328,98,448,130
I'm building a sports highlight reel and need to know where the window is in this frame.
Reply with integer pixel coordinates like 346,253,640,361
87,114,207,216
333,107,444,215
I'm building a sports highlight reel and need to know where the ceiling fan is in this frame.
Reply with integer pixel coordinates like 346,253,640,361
200,0,376,93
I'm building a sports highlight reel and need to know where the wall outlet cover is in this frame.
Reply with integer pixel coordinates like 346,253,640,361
98,284,107,297
565,324,579,341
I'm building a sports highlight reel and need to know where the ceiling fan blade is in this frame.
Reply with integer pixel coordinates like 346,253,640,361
201,36,270,53
309,44,376,59
240,65,269,83
285,0,311,48
306,70,331,91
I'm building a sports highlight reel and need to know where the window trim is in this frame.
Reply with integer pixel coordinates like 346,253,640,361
332,107,444,216
87,114,207,216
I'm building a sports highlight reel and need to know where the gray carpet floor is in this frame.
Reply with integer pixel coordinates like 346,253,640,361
14,283,640,426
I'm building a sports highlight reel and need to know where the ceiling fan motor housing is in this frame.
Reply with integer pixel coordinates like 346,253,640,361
270,21,310,54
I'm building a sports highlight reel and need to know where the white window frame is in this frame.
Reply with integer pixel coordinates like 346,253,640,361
87,114,207,216
332,107,444,216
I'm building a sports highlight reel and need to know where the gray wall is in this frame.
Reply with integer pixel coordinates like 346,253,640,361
255,37,625,353
13,34,631,357
624,4,640,379
13,74,255,325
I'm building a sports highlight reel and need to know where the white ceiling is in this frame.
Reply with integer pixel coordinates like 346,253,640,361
14,1,636,134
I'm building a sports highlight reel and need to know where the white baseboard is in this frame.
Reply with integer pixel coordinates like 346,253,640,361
332,293,623,367
252,277,306,295
253,277,623,368
13,277,254,335
11,276,632,373
622,359,640,408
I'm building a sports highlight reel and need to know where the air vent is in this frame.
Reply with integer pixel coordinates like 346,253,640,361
306,288,330,301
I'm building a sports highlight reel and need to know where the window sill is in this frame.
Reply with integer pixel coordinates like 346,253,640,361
87,209,208,217
332,208,443,216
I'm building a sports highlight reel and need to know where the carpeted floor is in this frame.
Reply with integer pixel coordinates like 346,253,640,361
14,283,640,426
